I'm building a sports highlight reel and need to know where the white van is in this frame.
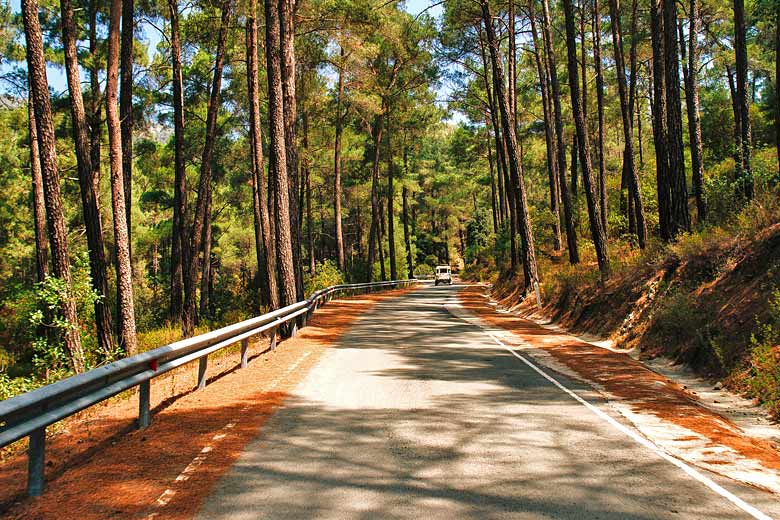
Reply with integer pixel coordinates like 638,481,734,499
434,265,452,286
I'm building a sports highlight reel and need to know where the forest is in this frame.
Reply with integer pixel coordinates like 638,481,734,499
0,0,778,407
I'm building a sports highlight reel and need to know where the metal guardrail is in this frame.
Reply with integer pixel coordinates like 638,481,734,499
0,279,420,496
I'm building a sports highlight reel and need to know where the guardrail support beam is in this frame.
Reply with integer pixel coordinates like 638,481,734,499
27,427,45,496
197,357,208,390
138,380,151,429
241,338,249,368
270,329,277,351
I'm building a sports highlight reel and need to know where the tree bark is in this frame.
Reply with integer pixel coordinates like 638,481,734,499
775,14,779,173
663,0,691,235
650,0,671,241
680,0,707,222
562,0,610,278
541,0,579,264
494,72,519,270
28,97,49,283
169,0,186,320
608,0,647,247
529,0,562,251
386,110,397,281
333,46,346,272
508,0,517,128
402,151,414,279
733,0,753,199
477,28,508,226
183,0,231,336
24,0,86,372
727,64,744,178
302,111,315,274
61,0,115,355
592,0,608,231
199,188,212,317
265,0,297,310
481,0,539,290
107,0,138,354
120,0,133,240
247,0,279,309
485,120,499,234
366,114,384,282
89,0,102,232
279,0,303,300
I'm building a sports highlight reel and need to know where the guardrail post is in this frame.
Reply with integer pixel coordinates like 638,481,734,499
241,338,249,368
197,356,208,390
138,380,151,429
27,427,45,496
269,329,277,351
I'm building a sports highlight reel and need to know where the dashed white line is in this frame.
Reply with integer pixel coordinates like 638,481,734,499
144,350,312,519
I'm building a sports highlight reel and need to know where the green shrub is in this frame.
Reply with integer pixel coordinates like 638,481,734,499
304,260,345,296
0,373,43,401
747,289,780,419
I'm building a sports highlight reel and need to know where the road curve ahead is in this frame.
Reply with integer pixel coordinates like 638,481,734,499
197,285,780,520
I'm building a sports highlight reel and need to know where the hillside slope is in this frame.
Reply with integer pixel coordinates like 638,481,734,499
488,223,780,417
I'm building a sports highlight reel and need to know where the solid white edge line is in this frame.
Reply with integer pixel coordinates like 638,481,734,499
478,328,773,520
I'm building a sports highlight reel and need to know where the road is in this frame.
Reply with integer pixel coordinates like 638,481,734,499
197,285,780,519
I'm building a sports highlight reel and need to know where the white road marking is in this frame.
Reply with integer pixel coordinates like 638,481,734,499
144,351,312,519
480,327,773,520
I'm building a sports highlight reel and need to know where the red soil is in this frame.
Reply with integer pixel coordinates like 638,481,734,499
459,285,780,472
0,287,414,520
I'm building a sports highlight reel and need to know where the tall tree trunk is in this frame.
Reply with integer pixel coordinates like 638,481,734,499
734,0,753,199
107,0,138,354
485,120,499,234
28,97,49,283
727,64,744,178
495,75,519,270
303,112,315,274
334,46,346,272
508,0,517,128
386,110,397,280
120,0,133,241
378,197,387,281
608,0,647,247
279,0,303,300
562,0,610,278
169,0,186,319
183,0,231,336
592,0,608,231
663,0,691,235
89,0,102,229
775,15,779,172
478,28,509,227
529,0,562,251
247,0,278,309
61,0,115,355
402,151,414,279
541,0,579,264
199,189,212,317
650,0,671,241
481,0,539,290
637,93,645,167
366,114,384,282
680,0,707,222
571,134,579,196
579,0,588,123
23,0,85,372
265,0,297,310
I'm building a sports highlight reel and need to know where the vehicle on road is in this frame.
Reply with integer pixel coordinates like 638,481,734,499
434,265,452,286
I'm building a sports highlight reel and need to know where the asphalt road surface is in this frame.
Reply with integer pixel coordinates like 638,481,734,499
197,285,780,519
